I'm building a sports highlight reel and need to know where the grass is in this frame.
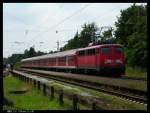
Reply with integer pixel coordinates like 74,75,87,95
4,74,147,110
125,66,147,79
82,88,147,110
3,75,88,110
48,81,147,110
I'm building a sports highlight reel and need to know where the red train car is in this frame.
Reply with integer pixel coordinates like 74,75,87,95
21,44,125,76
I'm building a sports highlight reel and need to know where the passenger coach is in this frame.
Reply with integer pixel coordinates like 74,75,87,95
21,44,125,76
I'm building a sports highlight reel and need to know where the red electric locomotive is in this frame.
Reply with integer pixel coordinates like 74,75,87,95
21,44,125,76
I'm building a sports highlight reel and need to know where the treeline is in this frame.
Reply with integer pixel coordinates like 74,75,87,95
60,23,114,51
115,4,147,68
3,4,147,68
3,47,47,65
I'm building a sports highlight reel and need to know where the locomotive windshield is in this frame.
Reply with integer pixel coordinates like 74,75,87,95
115,47,123,53
101,47,111,54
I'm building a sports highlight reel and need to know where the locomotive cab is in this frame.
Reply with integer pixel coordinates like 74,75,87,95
98,45,125,76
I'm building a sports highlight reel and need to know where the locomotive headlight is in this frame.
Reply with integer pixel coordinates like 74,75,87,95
104,59,112,64
116,59,123,64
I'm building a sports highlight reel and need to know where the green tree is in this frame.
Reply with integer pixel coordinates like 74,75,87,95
3,58,8,65
7,54,23,64
102,29,113,38
4,47,47,66
98,28,116,44
62,22,98,50
114,4,147,67
36,51,47,56
80,22,98,47
49,50,54,54
28,47,36,57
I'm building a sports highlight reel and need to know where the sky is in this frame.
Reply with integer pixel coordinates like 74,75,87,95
3,3,147,58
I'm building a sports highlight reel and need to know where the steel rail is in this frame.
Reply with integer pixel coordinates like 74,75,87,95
19,67,147,82
18,69,147,105
121,76,147,81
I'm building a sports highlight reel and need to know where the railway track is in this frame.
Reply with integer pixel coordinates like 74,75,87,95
121,76,147,81
17,69,147,105
19,68,147,82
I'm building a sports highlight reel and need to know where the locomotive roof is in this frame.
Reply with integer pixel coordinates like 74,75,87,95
21,44,122,62
77,44,122,51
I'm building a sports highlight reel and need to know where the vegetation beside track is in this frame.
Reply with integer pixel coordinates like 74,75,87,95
47,80,147,110
3,75,87,110
3,72,147,110
125,66,147,79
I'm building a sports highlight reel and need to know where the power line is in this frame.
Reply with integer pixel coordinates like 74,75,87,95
54,5,125,36
27,4,127,51
5,12,32,27
21,4,69,35
27,7,61,32
91,4,125,22
98,8,124,22
47,4,90,31
31,4,121,51
30,4,90,40
56,40,68,51
27,4,77,34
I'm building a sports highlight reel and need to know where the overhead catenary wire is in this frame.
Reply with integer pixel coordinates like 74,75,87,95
25,4,79,33
95,5,128,24
90,5,121,21
30,4,91,40
46,4,90,32
5,8,59,32
5,11,33,28
29,4,129,51
7,4,132,54
56,4,126,35
5,4,122,34
27,5,62,32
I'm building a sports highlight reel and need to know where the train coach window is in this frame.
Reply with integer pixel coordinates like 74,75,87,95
115,47,123,53
79,51,85,56
101,47,111,54
59,57,65,62
87,49,95,55
37,60,40,64
68,56,74,61
53,58,56,63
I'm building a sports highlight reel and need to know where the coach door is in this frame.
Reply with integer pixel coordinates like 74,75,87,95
85,49,96,68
